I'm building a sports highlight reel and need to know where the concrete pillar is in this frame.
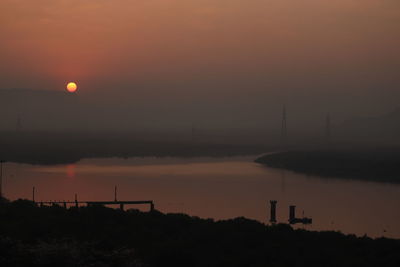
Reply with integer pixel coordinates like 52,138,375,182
289,205,296,224
270,200,277,224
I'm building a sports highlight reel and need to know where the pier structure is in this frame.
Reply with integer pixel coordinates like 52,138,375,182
33,186,155,211
36,200,155,212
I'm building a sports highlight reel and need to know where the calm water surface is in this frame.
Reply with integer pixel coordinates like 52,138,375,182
3,156,400,238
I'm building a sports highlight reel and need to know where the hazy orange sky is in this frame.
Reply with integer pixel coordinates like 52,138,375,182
1,0,399,129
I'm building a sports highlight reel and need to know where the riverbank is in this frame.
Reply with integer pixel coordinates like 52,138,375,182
1,199,399,266
255,148,400,183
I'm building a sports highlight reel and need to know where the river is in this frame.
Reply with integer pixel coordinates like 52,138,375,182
2,156,400,238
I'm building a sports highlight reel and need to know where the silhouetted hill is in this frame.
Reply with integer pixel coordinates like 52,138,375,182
0,199,399,267
255,148,400,183
0,132,275,164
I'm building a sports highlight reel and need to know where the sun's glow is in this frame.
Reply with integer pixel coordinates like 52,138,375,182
66,82,78,93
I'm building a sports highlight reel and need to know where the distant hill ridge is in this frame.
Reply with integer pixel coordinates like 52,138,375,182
340,107,400,141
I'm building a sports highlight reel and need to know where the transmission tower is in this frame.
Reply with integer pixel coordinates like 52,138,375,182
326,113,331,142
16,113,22,132
191,124,195,143
281,105,287,146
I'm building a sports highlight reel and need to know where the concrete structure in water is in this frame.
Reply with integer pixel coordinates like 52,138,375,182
289,205,296,223
269,200,277,224
288,205,312,225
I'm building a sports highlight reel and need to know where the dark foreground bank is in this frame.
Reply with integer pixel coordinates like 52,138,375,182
255,148,400,183
0,199,399,267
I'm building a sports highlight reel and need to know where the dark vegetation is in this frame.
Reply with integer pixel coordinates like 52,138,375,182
1,198,400,267
255,147,400,183
0,132,274,165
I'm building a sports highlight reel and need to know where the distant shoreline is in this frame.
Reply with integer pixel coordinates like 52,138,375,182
255,148,400,184
0,132,275,165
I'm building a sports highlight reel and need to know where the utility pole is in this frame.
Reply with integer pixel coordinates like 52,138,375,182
75,193,78,208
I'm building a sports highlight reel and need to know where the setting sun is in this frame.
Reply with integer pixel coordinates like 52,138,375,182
66,82,77,93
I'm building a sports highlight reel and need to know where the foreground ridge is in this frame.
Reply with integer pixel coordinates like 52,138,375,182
0,199,399,267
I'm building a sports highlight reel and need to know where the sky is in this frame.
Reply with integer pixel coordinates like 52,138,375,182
1,0,399,131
